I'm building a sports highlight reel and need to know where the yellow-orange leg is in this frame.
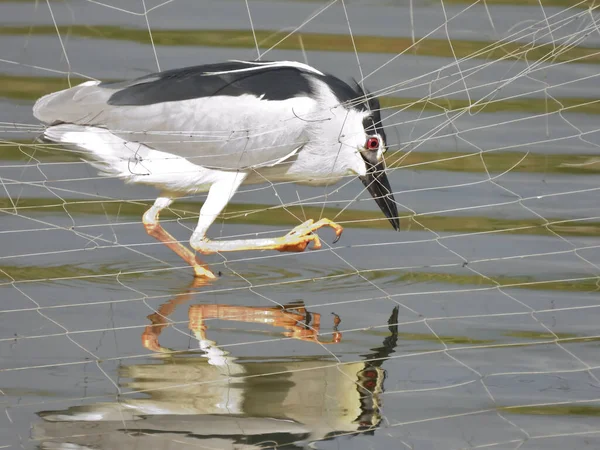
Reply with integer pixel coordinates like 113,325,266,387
277,218,344,252
192,218,344,254
143,197,215,278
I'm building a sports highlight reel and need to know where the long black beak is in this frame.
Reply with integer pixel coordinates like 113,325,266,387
359,160,399,231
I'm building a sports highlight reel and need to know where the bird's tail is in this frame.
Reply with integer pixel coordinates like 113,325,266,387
42,124,150,180
41,125,207,193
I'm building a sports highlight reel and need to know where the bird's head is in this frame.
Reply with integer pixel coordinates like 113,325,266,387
355,93,399,231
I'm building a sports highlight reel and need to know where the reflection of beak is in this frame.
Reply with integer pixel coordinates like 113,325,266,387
359,160,399,231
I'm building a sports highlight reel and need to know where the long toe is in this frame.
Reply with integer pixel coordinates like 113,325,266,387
287,219,315,237
306,218,344,243
276,233,320,252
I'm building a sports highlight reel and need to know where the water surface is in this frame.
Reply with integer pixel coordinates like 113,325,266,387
2,1,600,449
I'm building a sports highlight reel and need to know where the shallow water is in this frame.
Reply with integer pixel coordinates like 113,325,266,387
2,0,600,449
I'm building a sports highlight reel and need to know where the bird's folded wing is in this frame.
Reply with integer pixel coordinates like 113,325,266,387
33,74,319,170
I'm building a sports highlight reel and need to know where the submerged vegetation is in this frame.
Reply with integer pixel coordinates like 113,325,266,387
1,197,600,238
500,404,600,416
2,25,600,65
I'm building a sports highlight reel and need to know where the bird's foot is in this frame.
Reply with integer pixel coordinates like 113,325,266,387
143,219,215,279
276,218,343,253
189,218,343,255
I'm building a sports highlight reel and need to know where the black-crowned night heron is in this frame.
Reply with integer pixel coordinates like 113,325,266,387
33,60,398,278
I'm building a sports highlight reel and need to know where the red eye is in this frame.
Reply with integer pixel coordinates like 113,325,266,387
366,136,379,150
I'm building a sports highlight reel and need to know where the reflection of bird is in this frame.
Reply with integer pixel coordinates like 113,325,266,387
35,359,382,450
33,294,399,450
33,60,398,278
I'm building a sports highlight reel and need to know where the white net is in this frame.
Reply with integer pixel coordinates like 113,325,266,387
2,0,600,449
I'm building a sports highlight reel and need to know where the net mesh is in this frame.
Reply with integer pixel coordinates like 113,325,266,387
2,0,600,449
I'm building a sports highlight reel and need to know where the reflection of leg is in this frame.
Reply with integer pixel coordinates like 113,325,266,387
187,305,245,375
142,277,213,352
189,304,305,330
283,301,306,315
143,197,215,278
188,304,342,344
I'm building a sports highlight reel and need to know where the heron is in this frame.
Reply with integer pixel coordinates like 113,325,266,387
33,60,398,278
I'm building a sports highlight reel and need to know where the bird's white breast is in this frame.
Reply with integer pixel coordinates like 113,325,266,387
255,78,370,186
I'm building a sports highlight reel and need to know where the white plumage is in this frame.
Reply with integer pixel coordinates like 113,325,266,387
34,60,398,278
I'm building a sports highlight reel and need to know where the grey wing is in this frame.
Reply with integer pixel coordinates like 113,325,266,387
33,78,315,170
